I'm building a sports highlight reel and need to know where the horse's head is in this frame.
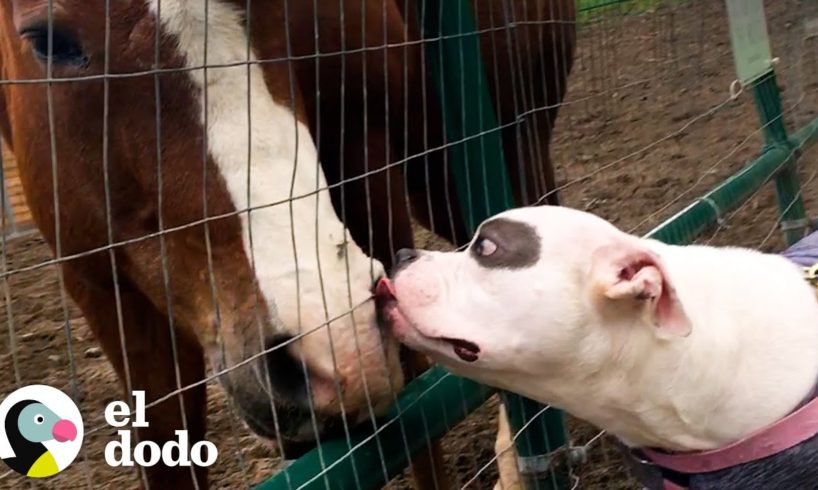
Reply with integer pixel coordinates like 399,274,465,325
0,0,404,446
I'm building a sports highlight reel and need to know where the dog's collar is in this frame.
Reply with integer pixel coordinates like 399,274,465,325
620,393,818,488
619,264,818,489
620,392,818,489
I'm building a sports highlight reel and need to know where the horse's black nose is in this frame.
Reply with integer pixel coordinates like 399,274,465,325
392,248,420,275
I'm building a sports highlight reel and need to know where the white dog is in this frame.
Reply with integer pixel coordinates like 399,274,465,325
376,205,818,488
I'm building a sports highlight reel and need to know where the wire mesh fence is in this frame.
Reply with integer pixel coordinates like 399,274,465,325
1,0,818,489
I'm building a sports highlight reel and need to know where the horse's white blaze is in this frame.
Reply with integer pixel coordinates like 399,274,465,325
147,0,384,378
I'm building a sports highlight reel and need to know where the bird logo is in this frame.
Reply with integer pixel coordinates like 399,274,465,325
0,385,83,478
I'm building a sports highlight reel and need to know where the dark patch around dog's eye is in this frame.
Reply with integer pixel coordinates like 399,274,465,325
470,218,540,269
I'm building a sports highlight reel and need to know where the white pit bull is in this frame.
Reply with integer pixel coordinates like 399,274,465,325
376,205,818,489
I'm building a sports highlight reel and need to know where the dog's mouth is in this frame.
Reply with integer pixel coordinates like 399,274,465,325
374,276,398,311
374,277,480,363
438,337,480,362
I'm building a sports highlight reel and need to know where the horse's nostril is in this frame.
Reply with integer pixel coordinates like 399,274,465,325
263,334,309,403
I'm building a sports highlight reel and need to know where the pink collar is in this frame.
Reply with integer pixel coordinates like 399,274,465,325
626,393,818,489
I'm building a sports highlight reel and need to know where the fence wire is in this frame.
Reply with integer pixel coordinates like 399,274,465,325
1,1,818,490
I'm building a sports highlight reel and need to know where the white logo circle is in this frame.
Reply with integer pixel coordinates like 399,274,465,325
0,385,84,478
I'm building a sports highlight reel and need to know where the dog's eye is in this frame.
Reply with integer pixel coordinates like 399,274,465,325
34,414,45,425
20,26,88,66
474,237,497,257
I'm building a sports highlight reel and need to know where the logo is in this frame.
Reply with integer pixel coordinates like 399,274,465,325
0,385,83,478
104,390,218,468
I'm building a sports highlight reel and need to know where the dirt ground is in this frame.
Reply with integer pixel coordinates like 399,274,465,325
4,1,818,489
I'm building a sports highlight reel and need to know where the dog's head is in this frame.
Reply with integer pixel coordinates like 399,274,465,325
376,205,692,395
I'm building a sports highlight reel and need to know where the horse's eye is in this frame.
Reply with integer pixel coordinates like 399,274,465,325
20,27,88,66
34,414,45,425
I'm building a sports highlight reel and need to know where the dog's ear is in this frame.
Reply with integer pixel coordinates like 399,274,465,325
589,240,691,338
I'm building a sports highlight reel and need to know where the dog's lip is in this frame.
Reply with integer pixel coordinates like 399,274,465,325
374,277,396,325
437,337,480,362
375,278,481,363
373,277,397,358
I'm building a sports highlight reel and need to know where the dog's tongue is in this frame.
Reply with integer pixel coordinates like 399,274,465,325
375,277,396,301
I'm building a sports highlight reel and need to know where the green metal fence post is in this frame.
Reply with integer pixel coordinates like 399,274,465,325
725,0,809,245
414,0,514,230
751,71,809,245
415,1,569,488
499,394,570,490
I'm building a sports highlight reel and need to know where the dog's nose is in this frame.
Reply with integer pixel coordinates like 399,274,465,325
392,248,420,275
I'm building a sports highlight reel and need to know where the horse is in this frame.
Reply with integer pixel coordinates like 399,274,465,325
0,0,575,488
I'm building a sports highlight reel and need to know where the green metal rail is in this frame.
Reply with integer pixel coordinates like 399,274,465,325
649,73,812,246
256,367,494,490
257,2,816,490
